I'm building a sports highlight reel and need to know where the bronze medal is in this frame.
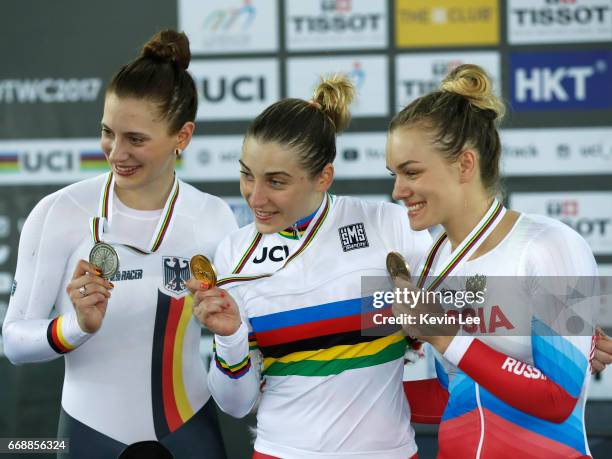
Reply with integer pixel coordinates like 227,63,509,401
89,242,120,279
190,255,217,287
386,251,411,282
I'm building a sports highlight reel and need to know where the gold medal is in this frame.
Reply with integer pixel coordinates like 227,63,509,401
190,255,217,287
386,251,411,282
89,242,120,279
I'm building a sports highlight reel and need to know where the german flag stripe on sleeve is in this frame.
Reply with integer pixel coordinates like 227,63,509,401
46,316,77,354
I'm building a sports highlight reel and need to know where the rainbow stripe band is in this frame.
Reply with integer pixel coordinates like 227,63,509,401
46,316,76,354
152,183,179,252
214,352,251,379
92,173,179,254
101,172,113,218
418,201,503,291
232,233,262,274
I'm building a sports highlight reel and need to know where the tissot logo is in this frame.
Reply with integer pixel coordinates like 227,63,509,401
510,50,612,110
0,78,102,104
511,192,612,255
339,223,369,252
508,0,612,44
291,0,381,34
286,0,387,50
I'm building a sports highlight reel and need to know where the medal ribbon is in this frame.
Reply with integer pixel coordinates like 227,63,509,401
416,199,506,291
219,193,332,286
89,172,180,254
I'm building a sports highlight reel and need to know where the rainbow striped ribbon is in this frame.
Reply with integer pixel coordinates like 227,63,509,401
417,199,506,292
89,172,179,254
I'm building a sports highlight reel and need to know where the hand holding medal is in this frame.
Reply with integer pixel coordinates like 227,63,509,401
385,252,456,352
186,255,241,336
66,259,114,333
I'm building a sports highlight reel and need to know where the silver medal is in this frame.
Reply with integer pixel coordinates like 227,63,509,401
89,242,120,279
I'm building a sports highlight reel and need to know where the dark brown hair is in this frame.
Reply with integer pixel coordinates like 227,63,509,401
245,74,355,177
390,64,505,195
107,30,197,134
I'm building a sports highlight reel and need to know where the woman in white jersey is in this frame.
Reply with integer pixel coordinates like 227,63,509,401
187,76,432,459
3,30,236,458
387,64,599,458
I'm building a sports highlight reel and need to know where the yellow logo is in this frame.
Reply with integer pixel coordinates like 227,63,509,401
395,0,499,47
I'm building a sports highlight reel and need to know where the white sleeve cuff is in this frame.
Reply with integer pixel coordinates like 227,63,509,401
443,335,475,367
214,322,249,365
61,311,93,348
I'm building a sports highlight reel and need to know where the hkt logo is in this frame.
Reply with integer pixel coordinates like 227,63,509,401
202,0,256,32
511,51,612,110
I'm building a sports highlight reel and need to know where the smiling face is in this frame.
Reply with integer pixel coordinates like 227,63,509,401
386,126,464,231
100,93,187,199
239,137,331,234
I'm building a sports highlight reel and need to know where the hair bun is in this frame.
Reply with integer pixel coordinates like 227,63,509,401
141,30,191,70
312,74,356,133
441,64,505,122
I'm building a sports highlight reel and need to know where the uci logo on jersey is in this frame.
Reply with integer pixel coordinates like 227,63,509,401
338,222,369,252
253,245,289,264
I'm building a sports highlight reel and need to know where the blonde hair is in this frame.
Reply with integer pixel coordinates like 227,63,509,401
311,74,356,133
390,64,504,195
441,64,505,123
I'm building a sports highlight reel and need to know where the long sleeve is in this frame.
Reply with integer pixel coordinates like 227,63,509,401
442,221,598,423
207,320,262,418
2,193,91,364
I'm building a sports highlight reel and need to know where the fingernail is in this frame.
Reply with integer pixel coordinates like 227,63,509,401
95,268,102,276
220,291,225,298
108,282,114,289
201,282,209,290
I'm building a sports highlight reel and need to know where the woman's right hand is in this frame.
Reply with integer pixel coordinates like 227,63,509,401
66,260,113,333
186,279,241,336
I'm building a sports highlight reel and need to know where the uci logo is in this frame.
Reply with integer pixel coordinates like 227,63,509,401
22,150,74,173
196,76,266,103
253,245,289,264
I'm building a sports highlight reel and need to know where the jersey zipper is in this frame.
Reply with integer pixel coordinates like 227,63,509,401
475,383,485,459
